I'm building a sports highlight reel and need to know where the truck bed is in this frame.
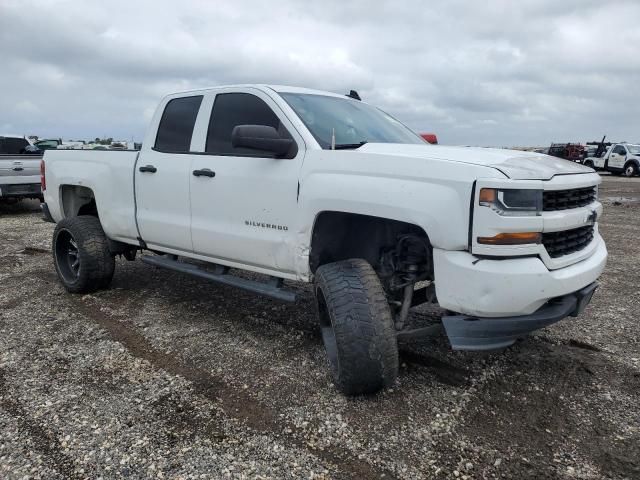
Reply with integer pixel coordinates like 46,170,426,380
43,149,140,244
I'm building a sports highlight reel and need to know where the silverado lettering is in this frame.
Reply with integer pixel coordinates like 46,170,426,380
245,220,288,231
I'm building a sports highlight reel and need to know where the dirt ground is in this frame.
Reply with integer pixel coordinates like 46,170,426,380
0,175,638,479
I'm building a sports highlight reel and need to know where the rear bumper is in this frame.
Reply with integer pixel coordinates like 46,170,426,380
442,282,598,350
0,182,42,199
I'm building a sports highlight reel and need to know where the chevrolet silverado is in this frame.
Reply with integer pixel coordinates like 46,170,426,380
41,85,607,395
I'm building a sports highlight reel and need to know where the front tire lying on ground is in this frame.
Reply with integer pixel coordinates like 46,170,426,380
314,258,399,395
52,215,115,293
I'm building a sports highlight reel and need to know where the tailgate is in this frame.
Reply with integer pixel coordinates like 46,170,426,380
0,154,42,177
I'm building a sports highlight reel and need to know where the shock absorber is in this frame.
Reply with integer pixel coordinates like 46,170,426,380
393,235,431,330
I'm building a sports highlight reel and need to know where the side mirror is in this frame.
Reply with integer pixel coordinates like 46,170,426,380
231,125,294,157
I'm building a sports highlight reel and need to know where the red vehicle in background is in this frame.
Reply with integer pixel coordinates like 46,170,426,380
420,133,438,144
548,143,585,162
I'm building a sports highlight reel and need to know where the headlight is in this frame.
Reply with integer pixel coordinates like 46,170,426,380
479,188,542,216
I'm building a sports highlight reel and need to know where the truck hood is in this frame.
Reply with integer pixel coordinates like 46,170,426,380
357,143,592,180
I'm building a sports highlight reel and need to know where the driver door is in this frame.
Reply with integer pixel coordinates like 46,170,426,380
609,145,627,169
189,89,304,275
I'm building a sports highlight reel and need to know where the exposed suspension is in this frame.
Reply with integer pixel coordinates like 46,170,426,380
379,234,434,330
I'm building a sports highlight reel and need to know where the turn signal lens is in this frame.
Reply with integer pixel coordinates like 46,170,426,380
477,232,542,245
479,188,496,204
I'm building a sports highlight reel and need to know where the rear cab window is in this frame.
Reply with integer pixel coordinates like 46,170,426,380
0,137,30,154
154,96,203,153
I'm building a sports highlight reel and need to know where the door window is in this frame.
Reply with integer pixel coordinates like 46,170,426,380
154,96,203,153
205,93,292,156
613,145,627,155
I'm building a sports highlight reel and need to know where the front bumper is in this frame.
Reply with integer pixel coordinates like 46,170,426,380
442,282,598,350
433,233,607,317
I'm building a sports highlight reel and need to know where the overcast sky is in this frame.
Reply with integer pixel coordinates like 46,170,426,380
1,0,638,146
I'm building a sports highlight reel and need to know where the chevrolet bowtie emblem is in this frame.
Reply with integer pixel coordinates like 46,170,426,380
587,210,598,224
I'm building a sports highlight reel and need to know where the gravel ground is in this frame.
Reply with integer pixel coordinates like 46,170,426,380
0,175,639,479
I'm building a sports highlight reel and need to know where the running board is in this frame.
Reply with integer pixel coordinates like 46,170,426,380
140,255,296,302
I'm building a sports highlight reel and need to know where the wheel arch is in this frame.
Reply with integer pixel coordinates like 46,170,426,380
60,184,98,218
308,210,432,274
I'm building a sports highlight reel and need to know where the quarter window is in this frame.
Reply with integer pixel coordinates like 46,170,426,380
154,95,203,153
206,93,292,156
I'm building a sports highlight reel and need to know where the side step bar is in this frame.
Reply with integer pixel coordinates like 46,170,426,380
140,255,297,302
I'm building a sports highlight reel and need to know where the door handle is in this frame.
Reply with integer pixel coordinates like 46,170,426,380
192,168,215,178
139,165,157,173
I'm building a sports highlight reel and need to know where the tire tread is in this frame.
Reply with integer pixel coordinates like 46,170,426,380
315,258,398,395
52,216,115,293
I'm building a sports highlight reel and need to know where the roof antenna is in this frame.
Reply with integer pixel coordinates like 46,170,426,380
346,90,361,101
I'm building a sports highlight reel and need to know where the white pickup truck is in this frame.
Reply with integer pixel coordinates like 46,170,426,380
583,143,640,177
42,85,607,395
0,135,43,202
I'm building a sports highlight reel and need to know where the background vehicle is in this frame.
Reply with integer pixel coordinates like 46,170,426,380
57,140,85,149
1,134,41,154
584,143,640,177
0,135,43,202
34,139,62,150
41,85,607,395
420,133,438,144
548,142,585,163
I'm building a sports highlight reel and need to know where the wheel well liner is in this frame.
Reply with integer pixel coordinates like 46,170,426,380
309,211,430,273
61,185,97,218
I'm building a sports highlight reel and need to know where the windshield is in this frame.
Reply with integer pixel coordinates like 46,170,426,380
279,93,424,149
627,144,640,154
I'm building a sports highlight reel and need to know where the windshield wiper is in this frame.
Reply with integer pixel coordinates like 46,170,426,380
333,141,368,150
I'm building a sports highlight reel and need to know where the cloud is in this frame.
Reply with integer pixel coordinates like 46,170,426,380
1,0,638,145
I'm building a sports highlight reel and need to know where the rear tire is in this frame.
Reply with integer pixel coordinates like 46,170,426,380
314,259,399,395
52,216,115,293
624,162,638,177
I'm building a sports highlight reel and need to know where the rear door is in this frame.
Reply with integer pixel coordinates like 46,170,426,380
189,89,304,274
135,95,203,252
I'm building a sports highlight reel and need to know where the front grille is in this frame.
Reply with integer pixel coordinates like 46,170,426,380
542,225,594,258
543,186,596,211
